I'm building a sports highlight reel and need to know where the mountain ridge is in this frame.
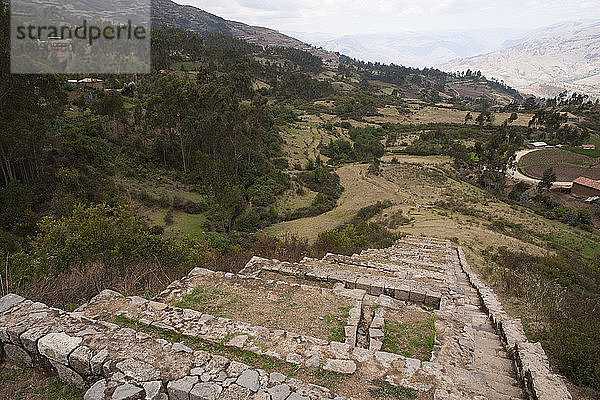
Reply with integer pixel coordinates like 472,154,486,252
152,0,338,63
438,20,600,99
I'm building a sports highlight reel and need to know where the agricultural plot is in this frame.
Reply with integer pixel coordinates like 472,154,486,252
520,148,600,181
364,104,532,127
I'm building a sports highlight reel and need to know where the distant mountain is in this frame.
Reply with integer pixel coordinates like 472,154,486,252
291,29,529,68
438,21,600,98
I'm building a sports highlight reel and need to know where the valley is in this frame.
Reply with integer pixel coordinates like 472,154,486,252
1,1,600,399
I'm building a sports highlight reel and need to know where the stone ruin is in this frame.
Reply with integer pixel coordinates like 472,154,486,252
0,236,572,399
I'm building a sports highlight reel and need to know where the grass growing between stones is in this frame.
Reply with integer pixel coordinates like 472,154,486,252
0,362,83,400
171,287,249,318
368,379,417,399
382,317,436,361
112,315,352,390
325,306,352,342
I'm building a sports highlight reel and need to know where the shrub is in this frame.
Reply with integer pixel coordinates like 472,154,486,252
313,222,399,256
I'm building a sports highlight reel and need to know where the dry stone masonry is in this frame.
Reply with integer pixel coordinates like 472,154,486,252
0,236,571,399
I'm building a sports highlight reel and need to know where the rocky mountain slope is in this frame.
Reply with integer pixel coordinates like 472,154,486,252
151,0,337,62
438,21,600,98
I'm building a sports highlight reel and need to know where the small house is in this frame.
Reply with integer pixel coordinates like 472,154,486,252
572,177,600,198
528,142,548,149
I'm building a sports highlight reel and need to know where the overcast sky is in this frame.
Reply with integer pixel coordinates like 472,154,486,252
174,0,597,35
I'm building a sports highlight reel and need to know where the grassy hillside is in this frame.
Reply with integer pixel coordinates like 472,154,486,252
2,3,600,396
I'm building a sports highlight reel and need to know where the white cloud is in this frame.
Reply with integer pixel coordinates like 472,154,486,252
175,0,599,35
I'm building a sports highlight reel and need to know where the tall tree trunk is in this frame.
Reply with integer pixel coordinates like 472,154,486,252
180,131,187,174
0,160,7,187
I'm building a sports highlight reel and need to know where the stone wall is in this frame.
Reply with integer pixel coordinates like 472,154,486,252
457,247,571,400
0,293,344,400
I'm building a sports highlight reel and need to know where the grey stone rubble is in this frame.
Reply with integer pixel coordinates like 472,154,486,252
0,235,571,399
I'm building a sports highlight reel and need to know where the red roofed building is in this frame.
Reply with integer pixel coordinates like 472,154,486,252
572,177,600,198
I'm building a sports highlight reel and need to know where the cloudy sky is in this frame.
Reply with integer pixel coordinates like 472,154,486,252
175,0,597,35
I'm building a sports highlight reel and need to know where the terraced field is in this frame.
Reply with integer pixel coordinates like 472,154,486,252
519,148,600,181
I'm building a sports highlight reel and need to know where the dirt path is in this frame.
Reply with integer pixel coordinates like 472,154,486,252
264,163,410,241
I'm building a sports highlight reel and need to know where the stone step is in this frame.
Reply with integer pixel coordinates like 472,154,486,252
247,257,443,309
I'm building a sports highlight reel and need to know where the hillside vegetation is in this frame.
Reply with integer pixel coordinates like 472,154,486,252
1,2,600,397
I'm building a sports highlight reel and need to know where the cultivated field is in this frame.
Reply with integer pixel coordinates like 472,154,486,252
519,148,600,181
364,104,533,127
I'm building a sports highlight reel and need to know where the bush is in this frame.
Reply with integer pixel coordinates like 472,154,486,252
287,193,337,220
313,222,399,256
21,204,195,280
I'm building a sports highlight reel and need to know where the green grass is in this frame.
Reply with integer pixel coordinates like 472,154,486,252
325,306,352,342
382,316,436,361
172,286,249,318
368,379,417,399
588,134,600,147
520,148,597,168
176,213,208,237
0,364,83,400
564,147,600,159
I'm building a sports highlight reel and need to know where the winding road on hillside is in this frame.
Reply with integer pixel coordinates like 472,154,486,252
507,149,573,188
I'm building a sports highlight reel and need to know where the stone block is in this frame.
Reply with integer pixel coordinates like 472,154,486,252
219,384,251,400
286,394,309,400
371,317,384,329
38,332,82,364
355,277,371,292
69,345,92,376
84,379,107,400
268,384,291,400
425,292,441,309
269,372,286,384
305,353,320,369
7,325,28,345
369,339,383,352
143,381,164,400
51,360,85,389
190,383,223,400
112,383,143,400
226,361,249,378
90,348,109,375
236,369,259,392
322,359,356,374
0,294,25,313
329,341,350,358
370,280,385,296
4,343,32,366
369,328,384,340
116,358,161,382
167,376,199,400
394,285,410,301
20,325,50,354
409,290,426,303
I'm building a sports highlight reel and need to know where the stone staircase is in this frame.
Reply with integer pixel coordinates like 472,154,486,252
0,236,572,400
